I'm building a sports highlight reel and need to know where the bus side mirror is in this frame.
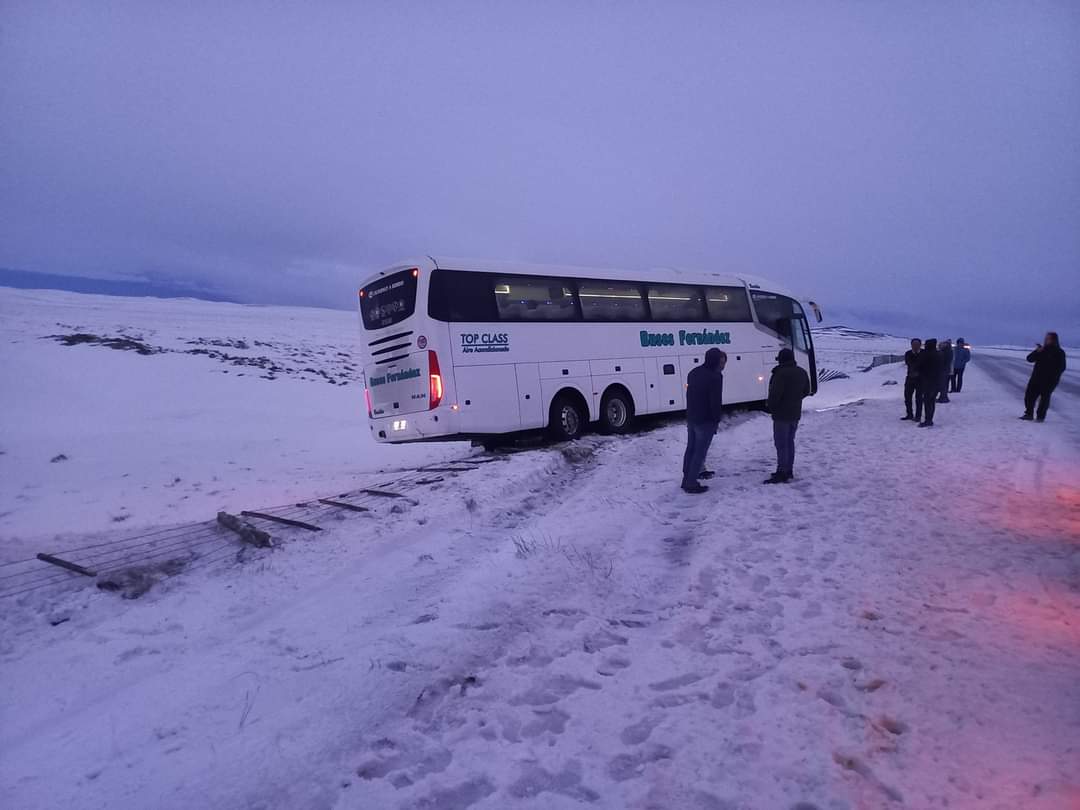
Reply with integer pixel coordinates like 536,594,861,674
807,300,823,323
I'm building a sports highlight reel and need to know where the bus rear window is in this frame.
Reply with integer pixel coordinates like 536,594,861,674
360,269,418,330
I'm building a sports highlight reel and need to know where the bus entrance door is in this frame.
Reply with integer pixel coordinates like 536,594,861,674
787,316,817,395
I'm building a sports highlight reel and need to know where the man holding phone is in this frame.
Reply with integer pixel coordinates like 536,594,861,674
1021,332,1067,422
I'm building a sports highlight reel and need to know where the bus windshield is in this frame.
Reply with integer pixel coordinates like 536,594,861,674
750,291,797,336
360,268,418,330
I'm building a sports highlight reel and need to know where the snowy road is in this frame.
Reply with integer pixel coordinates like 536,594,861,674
2,364,1079,809
975,352,1080,401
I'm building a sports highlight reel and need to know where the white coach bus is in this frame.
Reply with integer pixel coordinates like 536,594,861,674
357,257,819,443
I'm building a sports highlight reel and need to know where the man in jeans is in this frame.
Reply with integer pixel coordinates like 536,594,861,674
951,338,971,392
765,348,811,484
917,338,941,427
901,338,922,421
681,348,726,494
937,339,954,403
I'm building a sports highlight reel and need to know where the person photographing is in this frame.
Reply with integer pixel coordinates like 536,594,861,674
1021,332,1066,422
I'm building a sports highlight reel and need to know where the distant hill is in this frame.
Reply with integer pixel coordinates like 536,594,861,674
812,325,896,340
0,267,238,303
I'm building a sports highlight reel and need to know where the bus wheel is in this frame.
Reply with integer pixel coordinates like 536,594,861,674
548,394,587,442
600,388,634,434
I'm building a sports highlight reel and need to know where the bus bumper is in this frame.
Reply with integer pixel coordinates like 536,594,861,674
368,408,458,443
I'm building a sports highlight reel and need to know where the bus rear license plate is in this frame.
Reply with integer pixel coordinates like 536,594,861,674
392,420,408,431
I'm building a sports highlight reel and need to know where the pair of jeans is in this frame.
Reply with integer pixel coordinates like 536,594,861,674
951,367,965,392
903,377,922,419
1024,380,1055,419
682,421,717,488
773,419,799,476
921,382,937,423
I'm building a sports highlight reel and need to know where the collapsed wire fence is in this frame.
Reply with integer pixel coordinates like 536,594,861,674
0,456,505,601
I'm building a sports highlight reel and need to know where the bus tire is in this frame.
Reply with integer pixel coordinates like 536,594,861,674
548,392,587,442
599,387,635,434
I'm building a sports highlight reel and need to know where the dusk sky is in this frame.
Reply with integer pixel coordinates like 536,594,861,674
2,2,1078,343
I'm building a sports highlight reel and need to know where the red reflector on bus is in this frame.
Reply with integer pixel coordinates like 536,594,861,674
428,350,443,410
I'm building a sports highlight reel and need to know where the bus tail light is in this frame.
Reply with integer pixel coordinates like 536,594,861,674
364,386,373,417
428,350,443,410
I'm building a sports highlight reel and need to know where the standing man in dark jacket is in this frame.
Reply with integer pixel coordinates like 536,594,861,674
902,338,923,421
951,338,971,392
917,338,942,427
765,348,811,484
681,348,726,494
938,339,954,403
1021,332,1067,422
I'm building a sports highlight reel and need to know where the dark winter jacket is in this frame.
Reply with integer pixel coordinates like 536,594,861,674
917,341,942,386
1027,345,1067,388
686,364,724,424
904,349,920,379
767,356,811,422
939,344,954,380
953,346,971,370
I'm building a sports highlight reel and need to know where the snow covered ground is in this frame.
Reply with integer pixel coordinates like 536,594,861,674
2,289,1078,809
0,288,468,552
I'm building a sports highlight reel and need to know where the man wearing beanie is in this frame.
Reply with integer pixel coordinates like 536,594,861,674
681,347,727,494
765,348,811,484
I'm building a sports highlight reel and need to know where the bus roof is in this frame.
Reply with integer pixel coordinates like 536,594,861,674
429,256,800,300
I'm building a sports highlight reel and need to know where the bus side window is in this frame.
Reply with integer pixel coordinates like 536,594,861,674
494,276,579,321
647,284,707,322
578,280,647,321
706,286,753,322
429,270,498,322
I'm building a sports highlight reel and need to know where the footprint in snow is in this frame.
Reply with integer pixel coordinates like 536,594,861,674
607,744,674,782
510,675,601,706
521,707,570,738
583,628,628,653
620,714,662,744
508,760,599,803
649,672,704,691
877,715,908,735
407,775,496,809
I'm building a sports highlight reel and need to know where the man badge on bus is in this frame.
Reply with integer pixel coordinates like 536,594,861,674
681,348,726,494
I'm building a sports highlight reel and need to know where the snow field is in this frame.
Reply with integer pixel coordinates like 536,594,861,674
2,357,1078,809
0,287,468,551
